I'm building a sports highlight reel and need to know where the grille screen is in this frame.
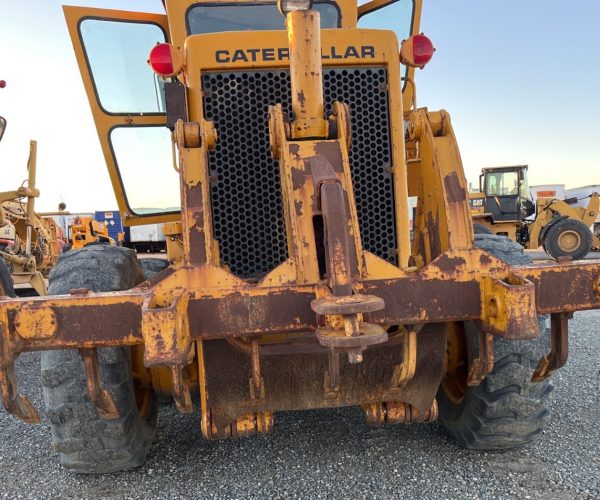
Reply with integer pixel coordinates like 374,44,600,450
202,67,396,278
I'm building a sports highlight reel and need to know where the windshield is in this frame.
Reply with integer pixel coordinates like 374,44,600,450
358,0,414,43
358,0,414,84
187,2,340,34
485,171,519,197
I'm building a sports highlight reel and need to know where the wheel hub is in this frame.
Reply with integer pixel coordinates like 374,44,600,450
557,229,581,252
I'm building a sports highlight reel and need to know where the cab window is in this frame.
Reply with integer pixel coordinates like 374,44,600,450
485,171,519,197
187,2,340,34
79,19,166,114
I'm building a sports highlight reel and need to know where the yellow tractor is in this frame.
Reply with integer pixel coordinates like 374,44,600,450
470,165,600,260
0,124,65,295
66,216,117,251
0,0,599,474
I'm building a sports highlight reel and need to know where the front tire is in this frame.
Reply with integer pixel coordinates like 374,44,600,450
41,245,157,473
438,234,554,449
0,258,15,297
543,218,592,261
473,222,493,235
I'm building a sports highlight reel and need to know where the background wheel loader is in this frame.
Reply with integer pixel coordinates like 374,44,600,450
64,215,119,251
0,0,599,475
470,165,600,260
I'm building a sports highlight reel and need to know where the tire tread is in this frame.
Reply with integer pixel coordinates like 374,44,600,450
438,235,554,449
41,246,156,473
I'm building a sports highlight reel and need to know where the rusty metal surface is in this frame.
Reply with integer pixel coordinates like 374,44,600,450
79,349,119,419
520,261,600,313
202,323,446,433
0,364,40,424
478,273,539,339
0,251,596,351
363,399,438,425
312,294,384,315
532,312,570,382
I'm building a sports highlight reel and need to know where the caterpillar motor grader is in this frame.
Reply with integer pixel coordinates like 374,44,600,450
470,165,600,260
0,123,65,295
0,0,599,474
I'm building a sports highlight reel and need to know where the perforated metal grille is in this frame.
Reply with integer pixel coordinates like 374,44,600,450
202,67,395,278
324,68,396,265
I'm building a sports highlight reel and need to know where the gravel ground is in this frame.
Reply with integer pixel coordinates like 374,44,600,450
1,311,599,499
526,250,600,262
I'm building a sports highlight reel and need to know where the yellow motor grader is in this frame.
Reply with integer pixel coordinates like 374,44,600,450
0,0,599,474
0,130,64,295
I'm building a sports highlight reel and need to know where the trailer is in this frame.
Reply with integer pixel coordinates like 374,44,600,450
128,223,166,253
94,210,130,242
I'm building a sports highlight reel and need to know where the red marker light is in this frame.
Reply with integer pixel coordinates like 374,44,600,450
400,34,435,69
148,43,183,78
0,80,6,89
412,34,435,67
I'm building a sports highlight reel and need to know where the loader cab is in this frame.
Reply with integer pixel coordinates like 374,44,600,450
480,165,534,222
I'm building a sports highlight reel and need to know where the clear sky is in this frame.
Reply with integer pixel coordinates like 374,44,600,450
0,0,599,212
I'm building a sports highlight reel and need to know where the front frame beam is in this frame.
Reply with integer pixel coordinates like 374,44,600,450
1,249,598,355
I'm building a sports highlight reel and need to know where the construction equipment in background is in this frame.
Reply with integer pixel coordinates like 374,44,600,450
65,215,119,250
0,0,599,475
0,129,65,295
470,165,599,260
566,184,600,238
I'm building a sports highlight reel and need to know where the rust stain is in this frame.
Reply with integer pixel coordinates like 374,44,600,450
294,199,303,217
426,211,442,259
185,185,207,265
291,167,306,190
435,254,466,274
27,302,144,346
479,253,493,266
289,144,301,159
444,172,467,204
314,141,344,173
297,90,306,107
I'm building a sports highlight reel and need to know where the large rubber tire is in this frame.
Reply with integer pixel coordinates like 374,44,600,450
438,234,554,449
542,218,592,261
0,258,15,297
473,222,493,235
139,258,169,280
40,245,157,473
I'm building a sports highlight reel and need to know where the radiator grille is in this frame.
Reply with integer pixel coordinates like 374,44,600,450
202,67,396,278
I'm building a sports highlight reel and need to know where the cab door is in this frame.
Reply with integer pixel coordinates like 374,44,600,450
64,6,180,225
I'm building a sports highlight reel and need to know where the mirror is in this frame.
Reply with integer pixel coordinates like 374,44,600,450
0,116,6,142
80,19,167,114
110,126,180,214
